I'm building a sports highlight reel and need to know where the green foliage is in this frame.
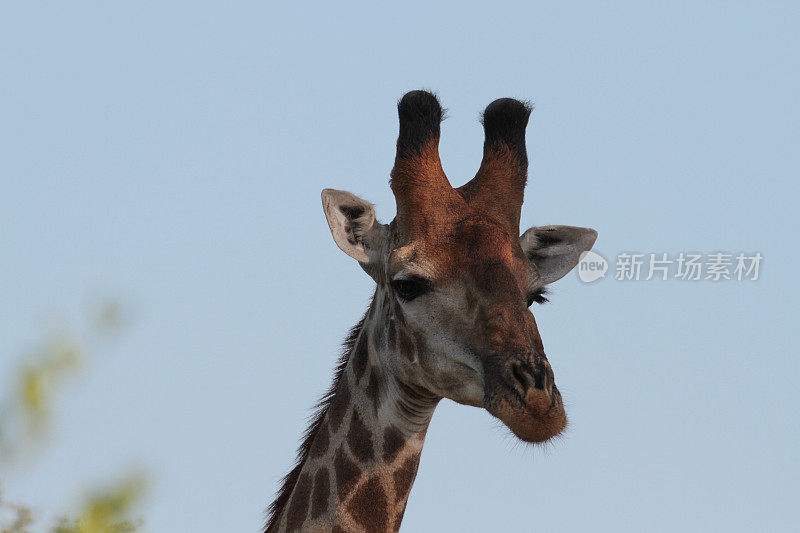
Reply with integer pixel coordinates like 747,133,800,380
0,485,33,533
50,472,146,533
0,301,147,533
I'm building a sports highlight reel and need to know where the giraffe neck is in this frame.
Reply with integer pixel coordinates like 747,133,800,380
271,293,439,532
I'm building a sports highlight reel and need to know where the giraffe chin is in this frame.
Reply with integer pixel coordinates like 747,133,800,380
485,386,568,443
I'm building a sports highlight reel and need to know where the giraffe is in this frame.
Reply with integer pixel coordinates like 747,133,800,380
265,90,598,532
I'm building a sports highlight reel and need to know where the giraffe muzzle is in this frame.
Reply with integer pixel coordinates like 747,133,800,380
483,355,567,443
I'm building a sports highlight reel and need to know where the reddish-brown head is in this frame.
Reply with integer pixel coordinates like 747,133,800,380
322,91,596,443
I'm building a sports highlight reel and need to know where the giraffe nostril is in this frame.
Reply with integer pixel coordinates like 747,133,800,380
532,361,546,390
533,372,544,390
510,361,529,394
508,359,550,397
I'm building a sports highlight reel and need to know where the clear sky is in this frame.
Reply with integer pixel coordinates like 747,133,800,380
2,2,799,532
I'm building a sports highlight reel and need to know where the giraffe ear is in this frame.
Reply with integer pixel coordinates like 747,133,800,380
322,189,386,265
520,225,598,285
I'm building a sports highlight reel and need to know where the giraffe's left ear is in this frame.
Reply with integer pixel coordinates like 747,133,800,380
321,189,387,266
520,225,598,285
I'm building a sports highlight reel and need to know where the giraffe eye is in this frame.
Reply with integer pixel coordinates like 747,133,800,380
391,276,431,302
526,288,549,307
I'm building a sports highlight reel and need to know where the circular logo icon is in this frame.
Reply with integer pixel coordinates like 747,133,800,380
577,250,608,283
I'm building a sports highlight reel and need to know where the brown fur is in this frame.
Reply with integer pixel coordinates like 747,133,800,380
352,334,369,381
391,93,531,243
347,475,389,529
308,421,329,459
310,468,330,519
382,425,405,463
392,453,421,503
284,472,311,531
346,410,375,462
327,379,351,433
333,445,360,501
365,370,385,413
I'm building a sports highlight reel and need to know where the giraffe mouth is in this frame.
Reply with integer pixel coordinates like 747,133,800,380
483,357,567,443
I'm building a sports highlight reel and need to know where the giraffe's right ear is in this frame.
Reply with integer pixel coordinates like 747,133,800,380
321,189,387,266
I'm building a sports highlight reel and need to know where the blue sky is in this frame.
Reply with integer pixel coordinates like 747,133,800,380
2,2,799,531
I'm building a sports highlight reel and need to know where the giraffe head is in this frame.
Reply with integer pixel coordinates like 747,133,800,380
321,91,596,443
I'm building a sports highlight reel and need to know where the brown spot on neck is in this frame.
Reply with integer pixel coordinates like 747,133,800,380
308,421,330,459
382,425,405,463
352,333,369,381
392,452,422,504
347,475,389,530
285,472,312,531
328,378,350,433
333,446,360,501
365,369,385,413
310,468,330,519
347,409,375,463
